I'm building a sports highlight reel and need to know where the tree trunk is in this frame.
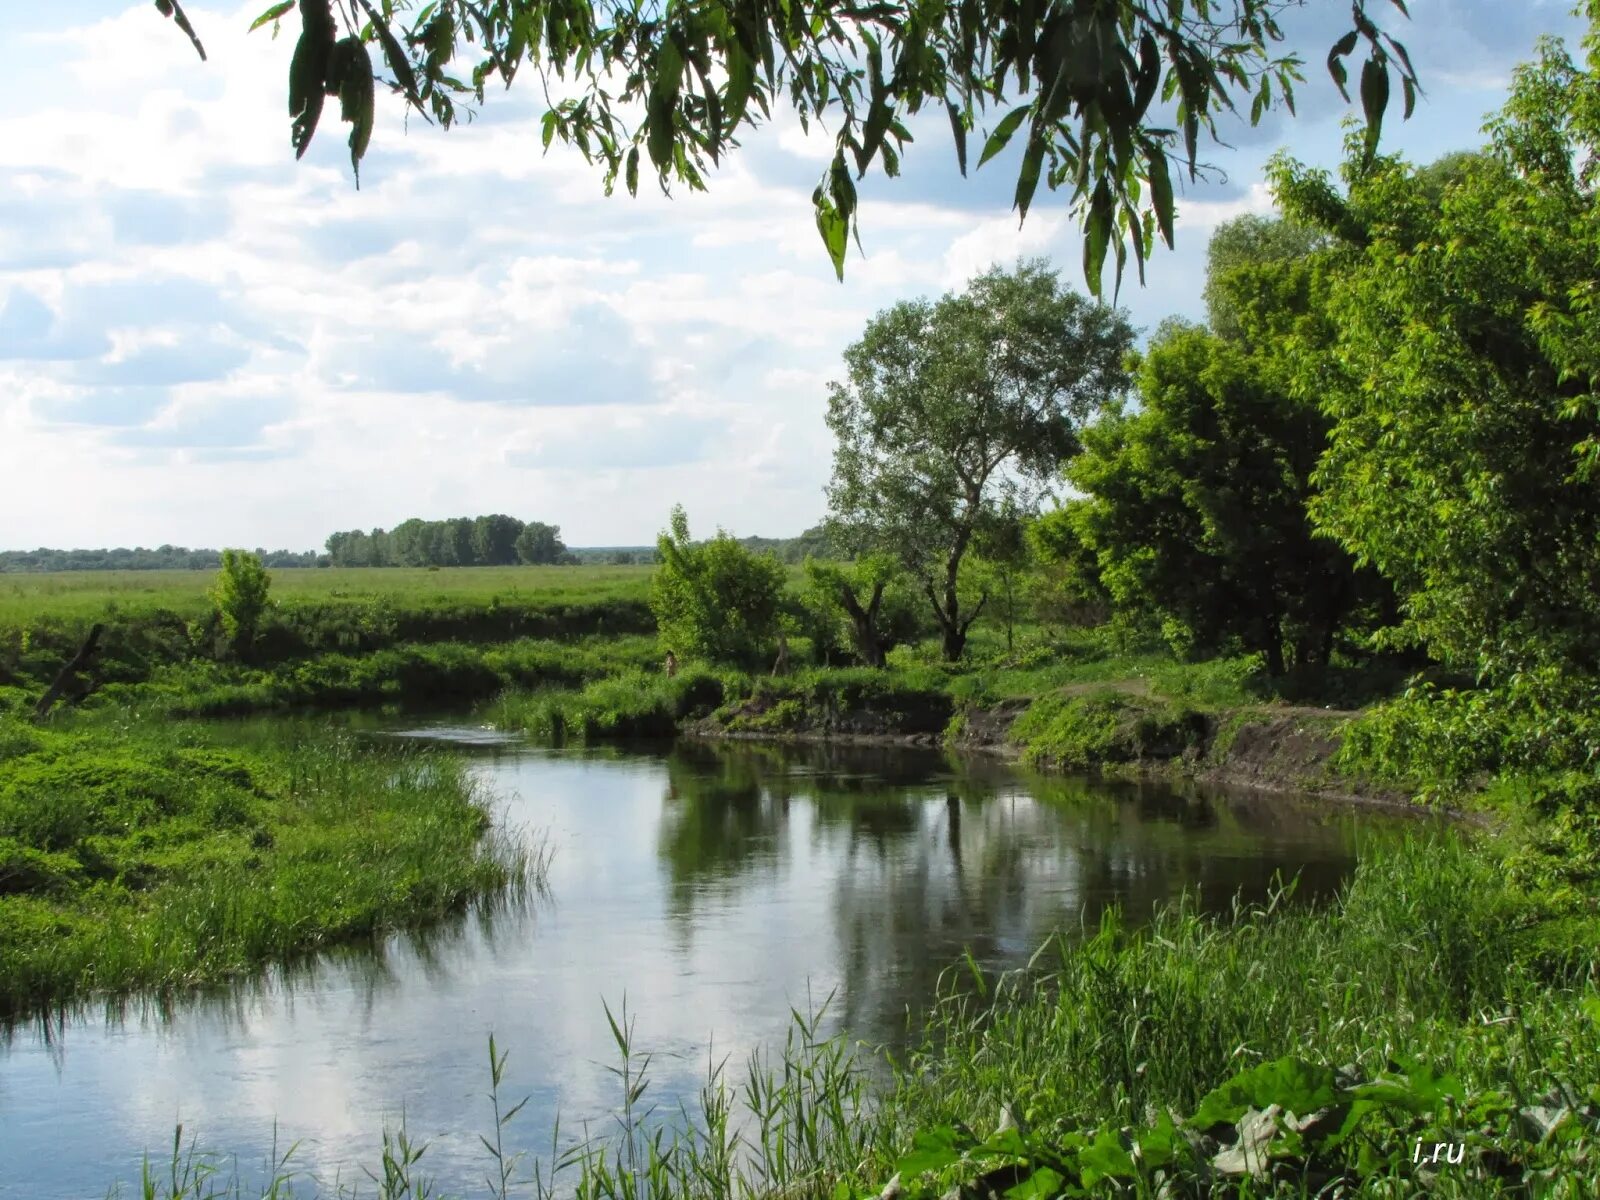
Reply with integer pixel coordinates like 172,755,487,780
941,623,967,662
1264,617,1286,678
34,624,104,723
929,509,980,663
839,580,887,668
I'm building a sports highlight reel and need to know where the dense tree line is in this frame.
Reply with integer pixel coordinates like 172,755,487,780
0,547,320,573
323,515,574,567
656,13,1600,695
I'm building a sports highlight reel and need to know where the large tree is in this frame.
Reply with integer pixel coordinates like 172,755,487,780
472,513,526,565
1269,23,1600,675
156,0,1417,293
825,259,1133,661
1065,310,1382,676
514,520,568,564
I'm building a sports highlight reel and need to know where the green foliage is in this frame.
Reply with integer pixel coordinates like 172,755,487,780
513,520,569,565
712,667,955,737
1338,668,1600,796
650,506,786,666
826,260,1134,661
0,719,536,1016
1025,505,1112,631
208,549,271,659
1009,689,1207,768
1271,38,1600,675
196,1,1420,295
1066,233,1386,677
490,667,729,743
801,553,927,668
1202,214,1328,340
128,635,662,719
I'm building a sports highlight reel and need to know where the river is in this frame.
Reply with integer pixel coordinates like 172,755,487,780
0,729,1388,1198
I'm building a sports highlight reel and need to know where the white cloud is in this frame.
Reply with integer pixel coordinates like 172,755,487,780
0,1,1579,549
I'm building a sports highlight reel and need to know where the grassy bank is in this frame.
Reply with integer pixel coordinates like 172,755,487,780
0,714,539,1020
95,833,1599,1198
99,634,665,719
0,565,655,698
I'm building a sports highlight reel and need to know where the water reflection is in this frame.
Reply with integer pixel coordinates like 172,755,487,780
1,734,1382,1200
653,743,1358,1045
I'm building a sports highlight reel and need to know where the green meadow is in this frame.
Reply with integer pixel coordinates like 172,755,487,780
0,563,654,627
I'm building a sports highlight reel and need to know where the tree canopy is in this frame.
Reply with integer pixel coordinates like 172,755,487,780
825,259,1132,660
156,0,1419,293
324,513,572,565
1269,25,1600,675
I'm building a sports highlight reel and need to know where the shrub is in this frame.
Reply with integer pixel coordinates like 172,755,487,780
209,549,272,660
650,506,786,666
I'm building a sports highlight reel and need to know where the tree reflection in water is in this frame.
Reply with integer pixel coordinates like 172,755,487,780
654,741,1364,1051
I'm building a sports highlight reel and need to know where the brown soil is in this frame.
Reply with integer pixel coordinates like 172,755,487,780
690,686,1462,818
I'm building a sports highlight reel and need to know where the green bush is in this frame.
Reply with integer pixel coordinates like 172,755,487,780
650,505,787,666
1338,668,1600,795
209,549,272,659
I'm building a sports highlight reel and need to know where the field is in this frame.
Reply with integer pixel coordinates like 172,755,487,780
0,565,656,627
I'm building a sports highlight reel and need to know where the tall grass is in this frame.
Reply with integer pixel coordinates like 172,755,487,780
0,716,544,1019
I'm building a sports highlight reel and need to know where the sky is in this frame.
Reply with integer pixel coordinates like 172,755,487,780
0,0,1588,552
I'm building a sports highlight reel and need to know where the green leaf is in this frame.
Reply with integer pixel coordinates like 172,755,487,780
354,0,419,105
337,37,376,184
1147,147,1174,248
288,11,335,160
893,1126,967,1178
1076,1129,1136,1186
978,106,1029,170
540,110,558,150
1083,178,1113,297
1013,131,1046,221
1132,32,1160,118
1003,1168,1063,1200
625,146,639,195
647,92,676,171
1190,1058,1342,1130
947,102,968,177
248,2,294,33
858,97,895,176
725,46,756,130
1326,30,1359,101
814,187,848,281
646,34,684,170
1360,56,1390,157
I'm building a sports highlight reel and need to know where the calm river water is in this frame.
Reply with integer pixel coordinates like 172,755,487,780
0,730,1388,1198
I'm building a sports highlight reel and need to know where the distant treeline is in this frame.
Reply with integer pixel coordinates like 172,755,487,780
325,519,832,567
0,522,832,572
324,516,573,567
0,547,321,573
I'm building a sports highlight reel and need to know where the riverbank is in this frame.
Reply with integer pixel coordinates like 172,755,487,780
0,714,541,1021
